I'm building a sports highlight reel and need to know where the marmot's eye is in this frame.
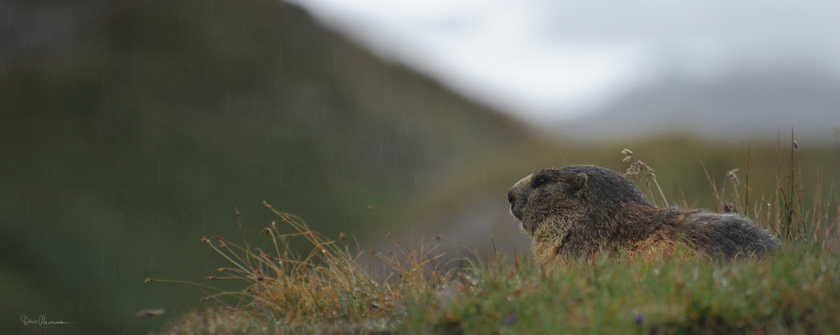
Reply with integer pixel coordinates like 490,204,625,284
532,176,549,188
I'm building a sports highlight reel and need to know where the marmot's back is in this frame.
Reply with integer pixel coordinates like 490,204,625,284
507,165,781,267
682,211,781,258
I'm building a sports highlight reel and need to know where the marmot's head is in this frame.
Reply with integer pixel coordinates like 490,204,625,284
507,165,649,235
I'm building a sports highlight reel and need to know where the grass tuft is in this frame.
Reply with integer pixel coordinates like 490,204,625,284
153,201,454,334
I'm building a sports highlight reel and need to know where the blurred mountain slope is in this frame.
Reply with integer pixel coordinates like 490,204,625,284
0,0,531,333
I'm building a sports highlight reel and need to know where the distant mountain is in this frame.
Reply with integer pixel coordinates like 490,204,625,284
0,1,531,333
559,69,840,141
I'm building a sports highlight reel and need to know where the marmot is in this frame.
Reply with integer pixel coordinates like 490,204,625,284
507,165,780,267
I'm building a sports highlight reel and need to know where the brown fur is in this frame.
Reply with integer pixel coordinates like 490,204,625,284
507,165,780,269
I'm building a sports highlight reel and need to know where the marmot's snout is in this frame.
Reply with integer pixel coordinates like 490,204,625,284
507,174,532,220
506,189,515,206
507,189,521,219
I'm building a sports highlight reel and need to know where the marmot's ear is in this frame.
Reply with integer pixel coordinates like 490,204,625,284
568,172,589,196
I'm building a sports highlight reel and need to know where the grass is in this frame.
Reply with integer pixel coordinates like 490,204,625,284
148,202,454,334
151,138,840,334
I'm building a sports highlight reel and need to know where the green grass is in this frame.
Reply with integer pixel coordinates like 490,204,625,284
404,245,840,335
152,140,840,334
153,246,840,334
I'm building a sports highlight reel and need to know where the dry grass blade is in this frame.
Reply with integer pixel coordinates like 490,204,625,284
622,148,669,207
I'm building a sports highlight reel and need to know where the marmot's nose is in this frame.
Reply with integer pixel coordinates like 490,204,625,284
507,189,515,204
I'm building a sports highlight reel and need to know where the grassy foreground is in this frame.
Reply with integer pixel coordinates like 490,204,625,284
150,145,840,334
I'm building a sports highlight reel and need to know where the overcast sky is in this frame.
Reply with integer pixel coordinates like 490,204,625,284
287,0,840,126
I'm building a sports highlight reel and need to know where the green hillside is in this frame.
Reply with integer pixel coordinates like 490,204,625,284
1,1,529,333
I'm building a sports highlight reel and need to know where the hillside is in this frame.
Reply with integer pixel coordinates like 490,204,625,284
0,0,532,333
